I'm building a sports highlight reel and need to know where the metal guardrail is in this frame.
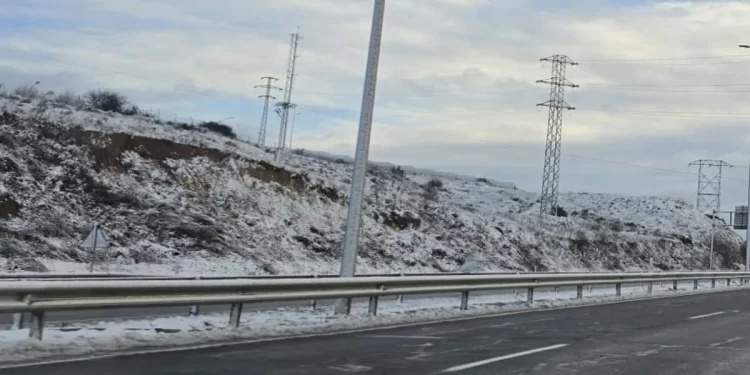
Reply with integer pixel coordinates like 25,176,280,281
0,271,647,281
2,271,749,340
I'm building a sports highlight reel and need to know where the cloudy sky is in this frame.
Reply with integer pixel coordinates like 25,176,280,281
3,0,750,213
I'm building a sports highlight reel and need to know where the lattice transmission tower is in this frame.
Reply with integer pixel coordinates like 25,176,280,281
254,76,281,147
689,160,732,214
536,55,578,222
275,28,301,161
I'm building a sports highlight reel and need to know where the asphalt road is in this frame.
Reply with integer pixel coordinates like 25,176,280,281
6,288,750,374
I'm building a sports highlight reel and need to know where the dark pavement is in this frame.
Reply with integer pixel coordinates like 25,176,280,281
5,288,750,374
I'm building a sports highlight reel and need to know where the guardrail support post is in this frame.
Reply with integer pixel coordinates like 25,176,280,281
673,280,678,290
310,274,318,311
728,278,732,287
229,304,243,328
397,272,404,303
189,276,201,316
712,279,716,288
189,305,200,316
616,283,621,297
576,285,583,299
693,280,698,290
647,281,653,295
29,311,44,340
10,313,24,330
368,296,378,316
460,291,469,311
527,288,534,304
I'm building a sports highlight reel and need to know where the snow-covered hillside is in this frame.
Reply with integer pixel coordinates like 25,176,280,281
0,94,743,275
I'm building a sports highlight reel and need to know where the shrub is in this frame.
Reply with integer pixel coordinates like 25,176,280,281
423,178,443,202
554,206,568,217
174,122,198,131
199,121,237,139
86,90,129,113
53,91,82,108
13,83,41,99
390,166,405,177
427,178,443,189
120,104,139,116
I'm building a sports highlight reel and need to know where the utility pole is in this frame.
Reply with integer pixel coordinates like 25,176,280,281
334,0,386,315
254,76,281,147
738,44,750,272
536,55,578,224
275,29,301,161
688,160,731,215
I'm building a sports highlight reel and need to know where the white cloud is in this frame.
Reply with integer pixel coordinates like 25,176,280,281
2,0,750,208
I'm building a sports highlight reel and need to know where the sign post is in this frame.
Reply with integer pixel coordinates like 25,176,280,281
81,223,109,273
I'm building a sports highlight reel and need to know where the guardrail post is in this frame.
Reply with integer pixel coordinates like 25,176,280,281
229,304,243,328
576,285,583,299
460,291,469,311
29,311,44,340
11,313,24,330
712,279,716,288
728,278,732,287
397,272,404,303
616,283,621,297
368,296,378,316
527,288,534,304
189,276,201,316
673,280,678,290
647,281,653,295
309,273,318,311
693,280,698,290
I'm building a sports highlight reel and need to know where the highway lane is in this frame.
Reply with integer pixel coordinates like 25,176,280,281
5,288,750,374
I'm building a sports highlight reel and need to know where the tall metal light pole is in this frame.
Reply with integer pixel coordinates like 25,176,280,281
740,45,750,272
334,0,386,315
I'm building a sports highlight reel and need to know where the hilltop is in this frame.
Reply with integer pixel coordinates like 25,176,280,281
0,91,743,275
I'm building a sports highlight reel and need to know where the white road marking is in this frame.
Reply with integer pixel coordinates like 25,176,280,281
486,317,557,328
689,311,726,320
366,335,443,339
440,343,569,373
328,364,372,372
710,337,743,347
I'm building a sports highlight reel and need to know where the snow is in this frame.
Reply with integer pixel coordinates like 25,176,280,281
0,94,744,277
0,280,741,364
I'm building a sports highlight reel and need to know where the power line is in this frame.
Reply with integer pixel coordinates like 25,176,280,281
583,82,750,88
494,143,750,183
577,109,750,120
578,53,750,63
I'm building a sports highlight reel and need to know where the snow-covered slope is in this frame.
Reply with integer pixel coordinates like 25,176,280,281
0,94,743,275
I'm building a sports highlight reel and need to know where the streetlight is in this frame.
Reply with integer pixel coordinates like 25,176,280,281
334,0,386,315
738,45,750,271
